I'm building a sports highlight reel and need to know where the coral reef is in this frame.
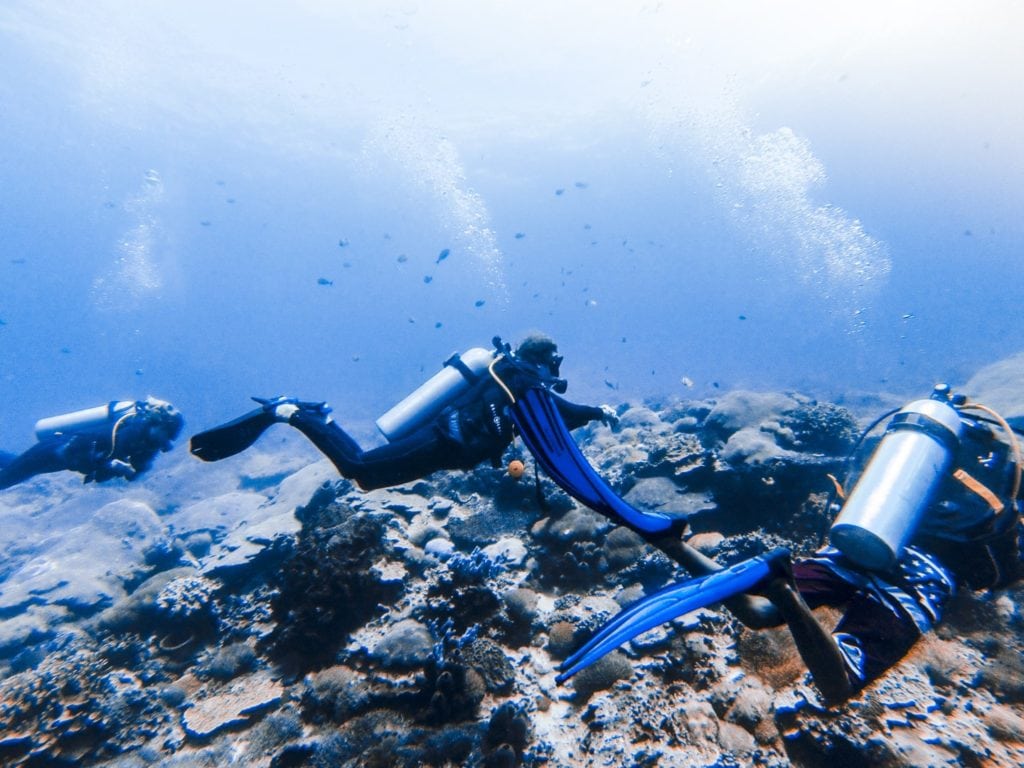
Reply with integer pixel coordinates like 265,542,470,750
2,367,1023,766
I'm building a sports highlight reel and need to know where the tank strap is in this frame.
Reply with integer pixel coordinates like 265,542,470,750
887,411,960,453
952,468,1005,514
444,352,481,384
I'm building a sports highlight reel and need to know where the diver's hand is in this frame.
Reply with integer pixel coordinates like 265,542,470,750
107,459,137,480
86,459,137,484
598,405,620,428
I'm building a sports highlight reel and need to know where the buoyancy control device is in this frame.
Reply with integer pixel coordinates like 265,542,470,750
34,400,137,441
376,347,498,441
829,384,980,572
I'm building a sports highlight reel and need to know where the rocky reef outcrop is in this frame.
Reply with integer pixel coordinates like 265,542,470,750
1,359,1023,767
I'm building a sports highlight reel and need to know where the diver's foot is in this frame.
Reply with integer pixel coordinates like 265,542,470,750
756,547,796,595
252,396,331,423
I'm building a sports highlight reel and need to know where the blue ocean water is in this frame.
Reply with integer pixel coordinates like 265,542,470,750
1,2,1021,448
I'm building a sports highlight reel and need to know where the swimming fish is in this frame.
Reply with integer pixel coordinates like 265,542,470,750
436,248,450,264
397,254,408,263
474,299,485,308
317,277,333,286
338,239,349,247
514,232,526,239
680,376,694,388
424,275,433,284
555,188,565,196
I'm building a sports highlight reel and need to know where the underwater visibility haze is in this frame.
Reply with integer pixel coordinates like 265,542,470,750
1,2,1021,441
4,4,1024,767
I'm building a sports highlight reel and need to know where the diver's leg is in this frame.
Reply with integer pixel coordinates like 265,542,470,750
761,572,855,705
287,406,456,490
350,431,467,490
0,442,69,490
655,536,784,629
285,406,366,477
292,411,455,491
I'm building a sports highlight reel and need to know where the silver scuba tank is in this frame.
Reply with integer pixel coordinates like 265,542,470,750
376,347,497,441
34,400,136,441
829,386,964,572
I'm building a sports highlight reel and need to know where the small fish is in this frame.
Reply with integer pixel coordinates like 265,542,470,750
574,181,589,189
424,275,433,284
397,254,408,263
583,223,592,230
963,229,973,237
0,318,6,325
901,313,915,320
408,316,416,324
434,321,443,329
10,258,25,264
712,381,720,389
474,299,485,308
226,197,235,204
680,376,694,388
738,314,746,321
514,232,525,239
135,369,144,376
604,379,618,390
317,277,333,286
200,220,211,227
436,248,450,264
555,188,565,196
338,239,349,247
60,347,71,354
342,261,352,268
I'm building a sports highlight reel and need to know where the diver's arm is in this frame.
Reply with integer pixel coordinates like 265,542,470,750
550,394,607,431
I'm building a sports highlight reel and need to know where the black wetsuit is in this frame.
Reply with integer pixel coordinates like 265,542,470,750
288,361,604,491
0,407,183,490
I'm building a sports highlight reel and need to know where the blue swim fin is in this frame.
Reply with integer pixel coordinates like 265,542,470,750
556,549,787,682
510,387,677,534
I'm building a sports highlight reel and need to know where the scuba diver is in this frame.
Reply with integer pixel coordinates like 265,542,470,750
190,334,620,491
0,397,185,491
556,385,1023,705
